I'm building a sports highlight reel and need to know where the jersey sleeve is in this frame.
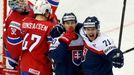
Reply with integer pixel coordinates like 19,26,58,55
102,36,117,55
101,36,118,62
48,38,68,63
49,38,59,50
4,10,13,30
46,22,54,43
47,22,54,36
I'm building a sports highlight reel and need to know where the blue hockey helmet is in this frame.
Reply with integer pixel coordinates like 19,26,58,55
62,12,77,24
83,16,100,30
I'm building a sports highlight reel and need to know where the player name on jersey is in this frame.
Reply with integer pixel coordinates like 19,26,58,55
22,23,48,31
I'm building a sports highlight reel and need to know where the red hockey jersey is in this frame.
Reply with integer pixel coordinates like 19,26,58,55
3,1,34,63
4,10,27,62
20,17,54,75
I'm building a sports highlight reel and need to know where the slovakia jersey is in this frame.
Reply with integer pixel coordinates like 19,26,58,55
80,27,117,75
3,1,34,64
20,17,54,75
49,34,83,75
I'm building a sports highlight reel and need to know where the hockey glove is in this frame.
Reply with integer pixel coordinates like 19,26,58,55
112,50,124,68
50,24,65,38
59,27,78,45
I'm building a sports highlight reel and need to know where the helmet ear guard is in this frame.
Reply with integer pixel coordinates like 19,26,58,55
62,12,77,24
83,16,100,30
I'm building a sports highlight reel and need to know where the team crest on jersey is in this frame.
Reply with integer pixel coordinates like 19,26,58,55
47,0,59,6
72,50,83,66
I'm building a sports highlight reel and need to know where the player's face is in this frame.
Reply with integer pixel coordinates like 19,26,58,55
84,27,98,41
64,21,76,31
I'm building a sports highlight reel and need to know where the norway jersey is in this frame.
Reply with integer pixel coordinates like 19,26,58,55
20,17,54,75
26,1,34,17
3,0,34,60
47,0,59,25
3,1,34,68
47,0,60,14
49,35,83,65
80,27,117,75
4,10,27,64
49,35,83,75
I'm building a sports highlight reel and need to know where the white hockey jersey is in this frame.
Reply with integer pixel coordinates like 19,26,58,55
80,27,117,55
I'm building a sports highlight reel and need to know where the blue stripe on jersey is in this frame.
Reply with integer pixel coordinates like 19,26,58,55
21,71,32,75
7,37,22,45
5,50,18,67
48,0,59,6
5,49,12,58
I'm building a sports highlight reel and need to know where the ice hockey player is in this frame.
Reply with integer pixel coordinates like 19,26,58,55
3,0,33,71
48,12,84,75
20,0,54,75
49,16,124,75
79,16,124,75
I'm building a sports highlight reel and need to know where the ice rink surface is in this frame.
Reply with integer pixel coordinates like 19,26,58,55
1,0,134,74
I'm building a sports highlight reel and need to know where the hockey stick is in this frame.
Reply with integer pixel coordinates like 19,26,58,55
118,0,127,50
123,47,134,54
